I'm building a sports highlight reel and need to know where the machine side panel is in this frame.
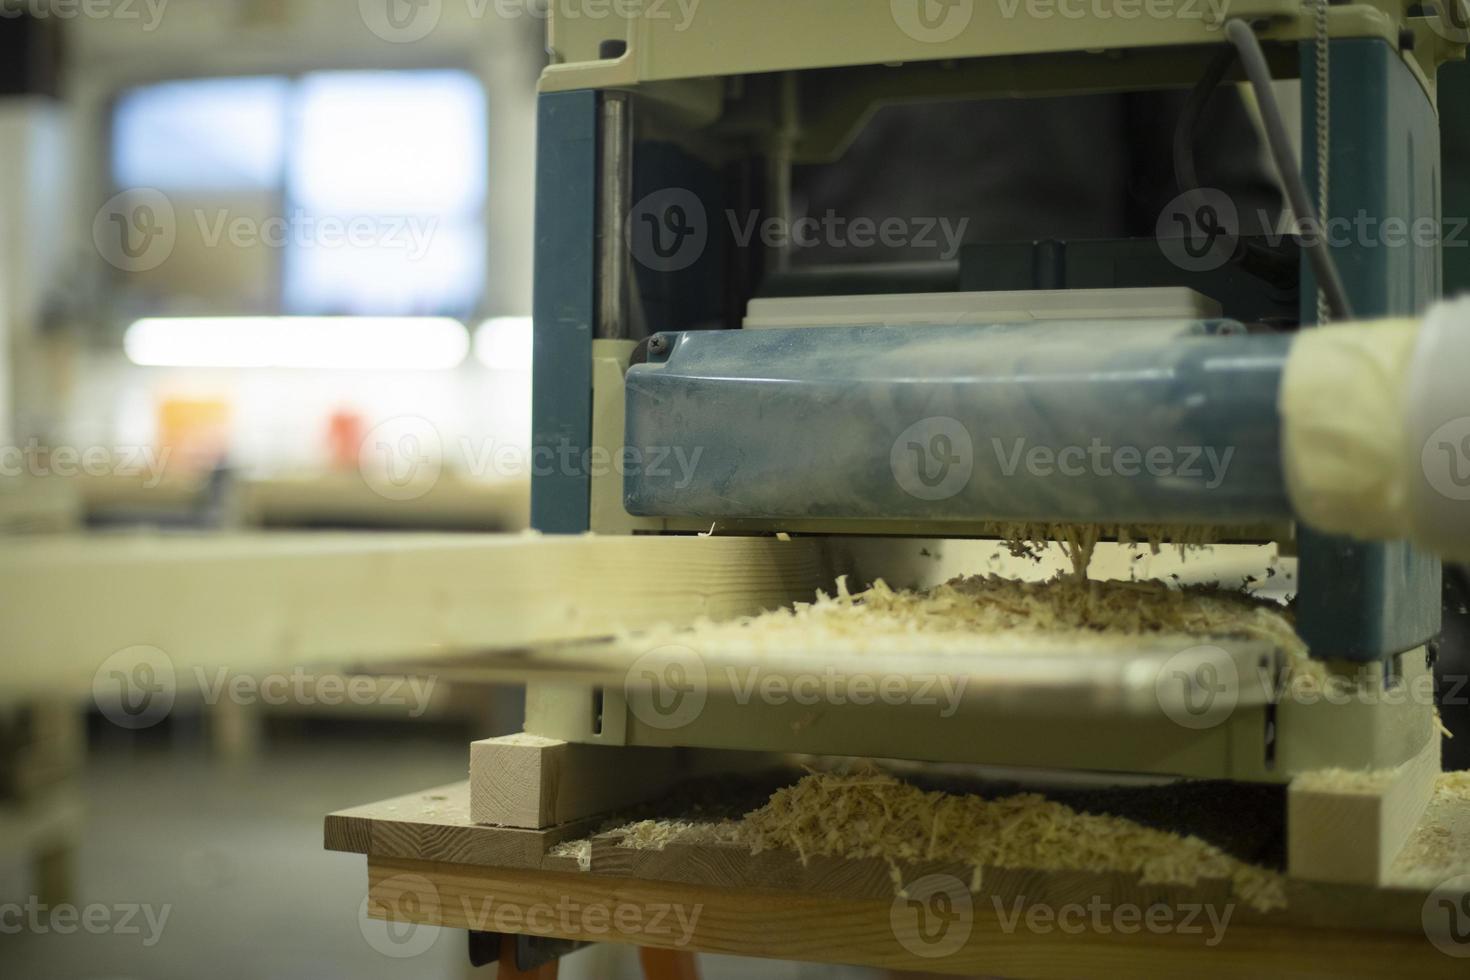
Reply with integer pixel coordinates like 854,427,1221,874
532,90,599,533
624,323,1293,526
1295,38,1443,660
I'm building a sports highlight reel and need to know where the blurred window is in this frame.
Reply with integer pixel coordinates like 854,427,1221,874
110,70,487,318
114,77,289,191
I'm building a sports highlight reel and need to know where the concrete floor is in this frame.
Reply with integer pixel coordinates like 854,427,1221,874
0,719,881,980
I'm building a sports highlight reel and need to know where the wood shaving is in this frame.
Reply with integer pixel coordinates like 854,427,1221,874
999,522,1220,578
634,569,1323,683
595,767,1287,913
1389,772,1470,884
549,839,593,871
1436,771,1470,800
614,817,743,849
735,767,1287,912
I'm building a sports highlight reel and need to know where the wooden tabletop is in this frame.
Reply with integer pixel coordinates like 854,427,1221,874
326,781,1470,978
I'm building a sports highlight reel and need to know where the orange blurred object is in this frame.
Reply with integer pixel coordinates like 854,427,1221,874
327,409,367,470
157,397,233,472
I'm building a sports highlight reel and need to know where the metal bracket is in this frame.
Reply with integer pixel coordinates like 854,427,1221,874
467,931,591,971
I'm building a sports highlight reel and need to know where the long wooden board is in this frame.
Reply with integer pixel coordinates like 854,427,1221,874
362,856,1464,979
329,781,1470,951
0,532,830,698
325,781,601,872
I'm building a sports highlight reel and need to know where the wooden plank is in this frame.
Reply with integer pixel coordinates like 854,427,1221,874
328,780,1470,937
0,532,830,697
364,857,1467,979
1289,733,1443,886
470,734,681,829
325,782,603,869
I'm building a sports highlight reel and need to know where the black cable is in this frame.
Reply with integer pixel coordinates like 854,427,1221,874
1224,18,1354,322
1174,45,1238,195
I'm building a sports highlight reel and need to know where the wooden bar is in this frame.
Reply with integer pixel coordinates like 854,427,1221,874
0,532,830,697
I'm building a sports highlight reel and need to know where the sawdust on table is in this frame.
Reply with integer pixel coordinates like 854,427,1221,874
1437,771,1470,799
548,838,593,869
631,563,1331,687
633,519,1313,670
586,767,1288,913
1389,772,1470,883
574,527,1458,914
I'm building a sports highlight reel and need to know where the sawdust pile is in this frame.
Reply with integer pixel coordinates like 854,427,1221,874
636,569,1321,682
841,574,1301,652
735,768,1287,912
1438,771,1470,799
590,767,1288,913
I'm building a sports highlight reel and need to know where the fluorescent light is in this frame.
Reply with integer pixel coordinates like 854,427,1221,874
474,316,533,371
124,317,469,370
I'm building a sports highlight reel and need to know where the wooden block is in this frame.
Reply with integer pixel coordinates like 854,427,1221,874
470,734,681,829
1288,731,1442,886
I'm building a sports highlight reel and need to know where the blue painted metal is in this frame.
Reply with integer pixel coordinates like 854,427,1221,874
625,321,1292,526
531,90,599,534
1443,60,1470,295
1296,38,1443,660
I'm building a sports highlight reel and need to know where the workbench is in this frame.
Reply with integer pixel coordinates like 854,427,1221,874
327,777,1470,979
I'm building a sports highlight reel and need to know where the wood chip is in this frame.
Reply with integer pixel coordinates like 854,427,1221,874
600,766,1289,913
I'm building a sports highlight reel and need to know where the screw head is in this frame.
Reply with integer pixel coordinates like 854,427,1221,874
648,335,670,357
